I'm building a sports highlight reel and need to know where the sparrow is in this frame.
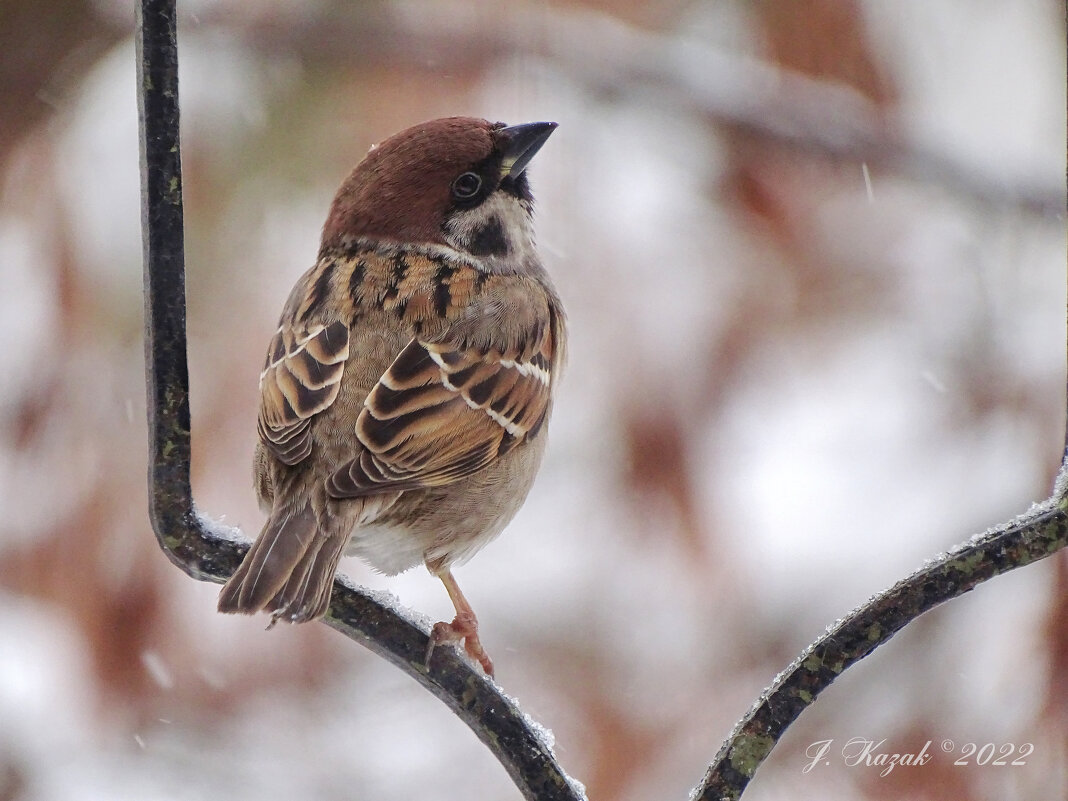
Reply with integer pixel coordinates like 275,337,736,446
217,117,565,677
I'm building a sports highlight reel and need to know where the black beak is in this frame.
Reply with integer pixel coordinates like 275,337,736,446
498,121,557,179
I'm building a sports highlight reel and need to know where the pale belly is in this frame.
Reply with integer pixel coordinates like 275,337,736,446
343,433,545,576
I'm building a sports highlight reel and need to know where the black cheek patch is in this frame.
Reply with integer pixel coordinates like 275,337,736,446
466,215,510,257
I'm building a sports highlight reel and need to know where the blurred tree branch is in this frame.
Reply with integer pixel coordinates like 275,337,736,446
0,0,125,172
136,3,583,800
208,0,1061,218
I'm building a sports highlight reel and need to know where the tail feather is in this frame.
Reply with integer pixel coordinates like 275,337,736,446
218,505,317,615
268,530,349,623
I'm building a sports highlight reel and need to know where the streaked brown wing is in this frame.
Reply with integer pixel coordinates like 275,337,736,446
257,320,349,465
326,326,554,498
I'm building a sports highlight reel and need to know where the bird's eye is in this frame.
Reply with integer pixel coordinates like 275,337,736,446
451,172,483,200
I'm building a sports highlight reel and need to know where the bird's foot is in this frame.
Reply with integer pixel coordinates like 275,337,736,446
425,610,494,677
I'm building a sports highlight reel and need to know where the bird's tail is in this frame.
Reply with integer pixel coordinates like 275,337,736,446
217,504,348,623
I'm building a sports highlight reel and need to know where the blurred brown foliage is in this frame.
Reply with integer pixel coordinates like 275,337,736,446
0,2,1063,800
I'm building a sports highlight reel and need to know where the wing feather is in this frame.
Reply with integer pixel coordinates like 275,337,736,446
257,320,349,465
326,318,556,498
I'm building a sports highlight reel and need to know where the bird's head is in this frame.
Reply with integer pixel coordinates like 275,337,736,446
321,117,556,268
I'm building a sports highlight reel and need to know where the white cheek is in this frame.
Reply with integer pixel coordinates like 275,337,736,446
445,193,536,262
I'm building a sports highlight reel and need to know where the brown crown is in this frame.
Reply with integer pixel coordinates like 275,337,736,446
321,117,498,250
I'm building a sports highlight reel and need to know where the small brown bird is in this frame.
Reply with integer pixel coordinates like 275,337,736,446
218,117,564,676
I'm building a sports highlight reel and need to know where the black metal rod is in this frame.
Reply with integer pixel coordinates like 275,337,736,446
137,0,193,552
693,499,1068,799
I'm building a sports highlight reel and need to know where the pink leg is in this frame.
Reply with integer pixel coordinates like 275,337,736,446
426,569,494,677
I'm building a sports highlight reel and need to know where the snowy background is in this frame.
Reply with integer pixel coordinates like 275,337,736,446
0,1,1064,800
